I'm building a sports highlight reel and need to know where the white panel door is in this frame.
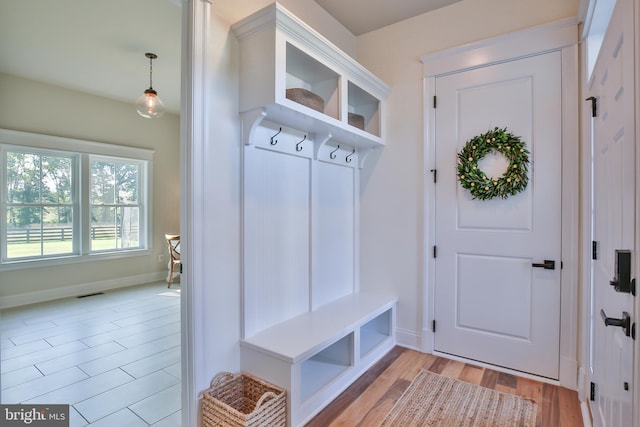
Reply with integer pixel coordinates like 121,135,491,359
588,0,635,425
434,52,562,379
243,147,311,338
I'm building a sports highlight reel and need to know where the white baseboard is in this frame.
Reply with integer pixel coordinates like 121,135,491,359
421,328,434,353
560,355,579,390
581,401,593,427
396,327,421,351
0,272,166,308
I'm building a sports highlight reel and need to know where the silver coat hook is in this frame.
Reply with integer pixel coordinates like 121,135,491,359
330,145,340,159
270,127,282,145
296,135,307,152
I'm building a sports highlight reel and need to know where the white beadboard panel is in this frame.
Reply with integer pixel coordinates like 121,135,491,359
243,147,311,338
312,161,355,309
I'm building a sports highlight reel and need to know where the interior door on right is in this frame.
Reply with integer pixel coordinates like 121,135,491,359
588,0,636,425
433,51,562,379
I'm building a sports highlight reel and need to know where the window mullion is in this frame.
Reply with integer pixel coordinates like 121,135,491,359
79,153,90,255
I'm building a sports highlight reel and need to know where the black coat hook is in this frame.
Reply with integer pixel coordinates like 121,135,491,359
296,135,307,152
330,145,340,159
270,127,282,145
346,149,355,163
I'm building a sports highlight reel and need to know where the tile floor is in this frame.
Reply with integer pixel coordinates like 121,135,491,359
1,282,181,426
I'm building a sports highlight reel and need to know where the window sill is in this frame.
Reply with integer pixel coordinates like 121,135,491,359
0,249,153,271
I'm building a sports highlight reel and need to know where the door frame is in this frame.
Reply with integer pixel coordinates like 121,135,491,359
420,18,579,388
579,0,640,424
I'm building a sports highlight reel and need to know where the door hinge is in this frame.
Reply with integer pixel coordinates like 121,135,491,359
586,96,597,117
590,382,596,401
433,95,437,108
433,246,437,258
432,320,436,332
430,169,437,183
592,241,598,260
180,263,183,274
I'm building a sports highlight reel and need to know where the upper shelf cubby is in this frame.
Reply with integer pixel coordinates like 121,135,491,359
232,2,390,150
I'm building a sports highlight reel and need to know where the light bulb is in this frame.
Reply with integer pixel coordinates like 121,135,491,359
136,88,165,118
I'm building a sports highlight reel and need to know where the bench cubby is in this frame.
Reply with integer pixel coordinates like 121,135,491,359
240,293,396,426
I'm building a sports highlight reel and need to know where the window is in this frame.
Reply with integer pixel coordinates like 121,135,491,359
1,129,153,267
5,150,76,259
90,157,143,251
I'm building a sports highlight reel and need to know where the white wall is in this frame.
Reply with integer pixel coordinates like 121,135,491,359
355,0,580,347
0,73,180,305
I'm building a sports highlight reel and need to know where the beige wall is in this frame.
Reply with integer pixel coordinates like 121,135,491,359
355,0,580,343
0,73,180,304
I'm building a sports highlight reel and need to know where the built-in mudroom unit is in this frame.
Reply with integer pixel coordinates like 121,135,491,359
232,4,396,426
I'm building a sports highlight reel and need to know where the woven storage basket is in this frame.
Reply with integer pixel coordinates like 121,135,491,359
348,112,365,130
286,88,324,112
202,372,286,427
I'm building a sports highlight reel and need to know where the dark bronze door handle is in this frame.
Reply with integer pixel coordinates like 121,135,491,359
532,260,555,270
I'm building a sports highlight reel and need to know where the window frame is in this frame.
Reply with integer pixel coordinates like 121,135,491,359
1,129,154,270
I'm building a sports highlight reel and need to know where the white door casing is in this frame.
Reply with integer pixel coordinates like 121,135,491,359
587,0,636,425
432,52,562,379
421,19,579,386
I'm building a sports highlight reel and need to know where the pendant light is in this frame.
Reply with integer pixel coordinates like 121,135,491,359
136,53,165,118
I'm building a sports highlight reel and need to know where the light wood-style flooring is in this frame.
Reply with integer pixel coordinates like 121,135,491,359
1,282,181,426
307,346,584,427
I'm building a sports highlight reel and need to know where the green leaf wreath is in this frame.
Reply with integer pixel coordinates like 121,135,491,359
457,127,530,200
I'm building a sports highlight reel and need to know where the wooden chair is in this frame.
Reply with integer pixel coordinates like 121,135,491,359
165,234,181,288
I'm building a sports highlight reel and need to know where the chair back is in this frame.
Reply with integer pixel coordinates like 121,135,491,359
165,234,180,261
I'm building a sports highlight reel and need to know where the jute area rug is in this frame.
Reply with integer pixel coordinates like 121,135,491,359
380,370,538,427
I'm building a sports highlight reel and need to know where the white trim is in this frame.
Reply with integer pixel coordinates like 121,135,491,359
420,18,578,76
581,400,594,427
634,1,640,425
0,248,152,271
0,128,154,160
559,44,580,390
578,30,595,407
395,327,421,351
180,0,209,426
0,272,165,309
421,19,580,388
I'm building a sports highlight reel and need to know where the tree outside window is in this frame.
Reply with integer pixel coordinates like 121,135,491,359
90,158,142,251
5,150,74,259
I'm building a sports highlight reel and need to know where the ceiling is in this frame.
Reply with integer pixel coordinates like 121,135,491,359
315,0,461,35
0,0,460,115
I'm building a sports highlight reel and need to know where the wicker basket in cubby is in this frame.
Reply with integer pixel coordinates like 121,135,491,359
201,372,286,427
348,112,365,130
286,88,324,113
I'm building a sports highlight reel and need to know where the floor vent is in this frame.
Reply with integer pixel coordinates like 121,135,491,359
76,292,104,298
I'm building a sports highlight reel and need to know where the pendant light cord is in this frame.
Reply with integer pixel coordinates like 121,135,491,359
148,55,154,90
145,52,158,91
